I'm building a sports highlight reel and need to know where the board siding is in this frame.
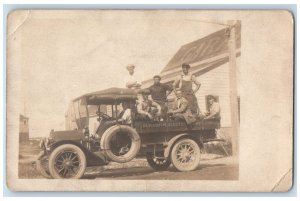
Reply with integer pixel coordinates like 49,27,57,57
195,57,240,128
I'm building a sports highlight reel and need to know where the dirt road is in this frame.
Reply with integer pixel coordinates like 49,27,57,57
19,141,238,180
84,156,238,180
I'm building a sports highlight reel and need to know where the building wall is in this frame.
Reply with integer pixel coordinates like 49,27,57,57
19,117,29,142
195,57,240,128
19,132,29,142
20,118,29,133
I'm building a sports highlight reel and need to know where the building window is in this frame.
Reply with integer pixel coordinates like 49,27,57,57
24,120,27,125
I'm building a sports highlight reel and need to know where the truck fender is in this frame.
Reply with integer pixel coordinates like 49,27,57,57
48,140,107,166
163,133,204,158
48,140,85,151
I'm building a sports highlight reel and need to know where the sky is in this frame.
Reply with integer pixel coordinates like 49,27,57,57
9,10,226,137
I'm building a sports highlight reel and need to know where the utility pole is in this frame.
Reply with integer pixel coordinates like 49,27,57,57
227,20,239,156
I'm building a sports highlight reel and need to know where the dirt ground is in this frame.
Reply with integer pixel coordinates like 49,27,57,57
89,156,238,180
18,140,42,178
18,136,237,179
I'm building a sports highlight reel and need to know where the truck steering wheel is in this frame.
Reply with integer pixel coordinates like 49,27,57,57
98,111,112,120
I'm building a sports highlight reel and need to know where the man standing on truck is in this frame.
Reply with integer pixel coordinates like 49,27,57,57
125,64,142,90
147,75,172,119
173,63,201,115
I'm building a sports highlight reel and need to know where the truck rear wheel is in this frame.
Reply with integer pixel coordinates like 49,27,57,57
146,153,171,171
170,138,201,172
48,144,86,179
100,125,141,163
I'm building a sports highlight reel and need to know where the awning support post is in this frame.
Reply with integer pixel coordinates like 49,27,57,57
228,20,240,157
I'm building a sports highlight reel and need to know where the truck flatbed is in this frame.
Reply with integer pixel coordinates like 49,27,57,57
134,119,221,134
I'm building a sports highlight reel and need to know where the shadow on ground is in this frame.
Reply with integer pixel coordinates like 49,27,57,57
83,163,229,180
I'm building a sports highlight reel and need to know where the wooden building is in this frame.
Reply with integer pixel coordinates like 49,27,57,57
143,22,241,129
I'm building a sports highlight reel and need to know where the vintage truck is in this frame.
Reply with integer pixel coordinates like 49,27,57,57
36,87,221,179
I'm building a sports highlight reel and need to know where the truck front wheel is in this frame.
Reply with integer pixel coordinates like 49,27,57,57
48,144,86,179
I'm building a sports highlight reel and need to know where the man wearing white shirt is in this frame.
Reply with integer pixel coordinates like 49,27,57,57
118,102,132,124
96,102,132,136
125,64,141,90
204,95,220,120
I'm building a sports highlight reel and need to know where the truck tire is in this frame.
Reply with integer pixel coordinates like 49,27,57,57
36,151,52,179
100,125,141,163
146,153,171,171
170,138,201,172
48,144,86,179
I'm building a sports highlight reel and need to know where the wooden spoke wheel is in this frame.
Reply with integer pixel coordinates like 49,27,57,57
48,144,86,179
171,139,201,172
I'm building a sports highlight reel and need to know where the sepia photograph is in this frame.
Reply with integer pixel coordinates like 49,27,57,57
6,10,293,192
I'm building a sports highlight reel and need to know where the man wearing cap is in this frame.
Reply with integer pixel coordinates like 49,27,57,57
125,64,141,90
173,63,201,115
147,75,172,119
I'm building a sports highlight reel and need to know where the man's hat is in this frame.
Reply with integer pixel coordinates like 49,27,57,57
207,95,216,101
153,75,161,80
126,64,135,70
182,63,191,69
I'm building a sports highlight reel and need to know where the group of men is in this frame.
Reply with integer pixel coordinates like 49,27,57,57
122,63,220,125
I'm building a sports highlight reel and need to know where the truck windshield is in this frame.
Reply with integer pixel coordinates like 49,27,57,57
72,99,87,118
71,99,88,129
87,105,109,118
65,98,88,130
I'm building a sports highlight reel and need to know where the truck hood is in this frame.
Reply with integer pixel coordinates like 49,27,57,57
49,130,85,141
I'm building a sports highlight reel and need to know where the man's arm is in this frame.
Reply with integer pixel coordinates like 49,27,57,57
137,102,152,118
192,75,201,94
165,84,173,97
205,103,220,119
126,81,141,89
172,79,180,91
121,109,131,122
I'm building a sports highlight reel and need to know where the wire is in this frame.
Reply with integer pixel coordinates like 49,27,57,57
184,19,230,27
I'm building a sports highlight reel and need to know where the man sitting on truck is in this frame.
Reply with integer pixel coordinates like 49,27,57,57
147,75,172,119
136,91,162,121
167,90,196,125
96,101,132,136
204,95,221,120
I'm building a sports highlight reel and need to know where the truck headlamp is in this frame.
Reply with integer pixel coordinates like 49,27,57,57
83,127,89,138
45,138,50,146
39,138,45,148
39,137,52,149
